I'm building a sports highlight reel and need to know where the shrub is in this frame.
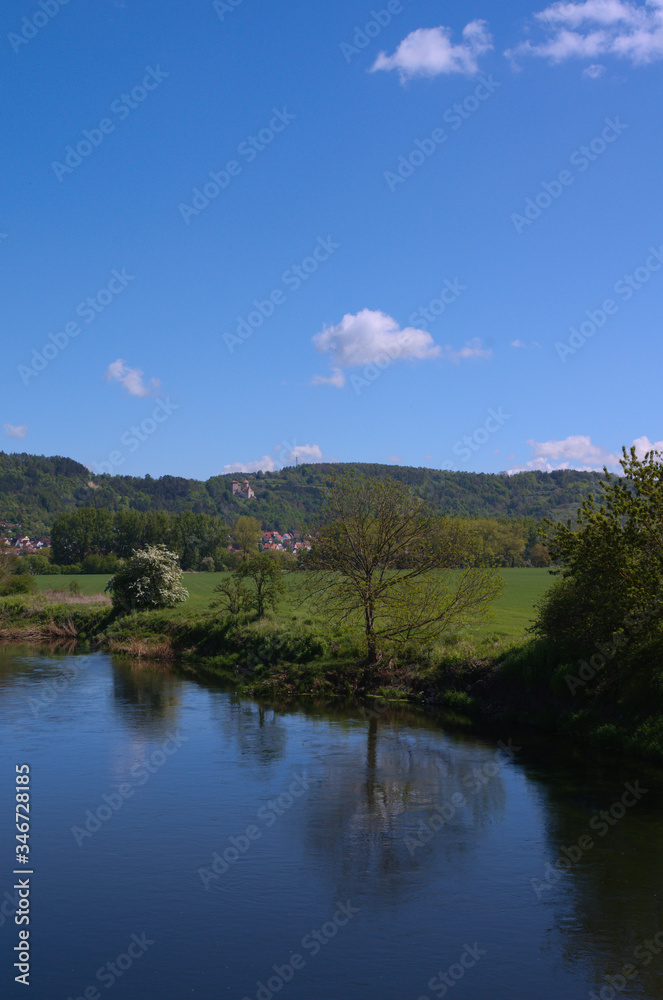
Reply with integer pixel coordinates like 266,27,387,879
81,553,122,574
23,554,52,575
530,577,595,656
0,575,36,596
106,545,188,613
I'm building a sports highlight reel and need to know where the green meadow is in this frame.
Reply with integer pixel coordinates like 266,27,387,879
34,568,554,641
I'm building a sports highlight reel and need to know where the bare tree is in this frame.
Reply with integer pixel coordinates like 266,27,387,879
301,472,503,662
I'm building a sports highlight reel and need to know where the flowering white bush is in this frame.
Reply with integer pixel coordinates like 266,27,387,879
106,545,188,612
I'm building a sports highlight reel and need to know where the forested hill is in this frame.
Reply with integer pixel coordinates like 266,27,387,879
0,451,604,534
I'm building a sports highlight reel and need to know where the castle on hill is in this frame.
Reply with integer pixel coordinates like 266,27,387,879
231,479,254,499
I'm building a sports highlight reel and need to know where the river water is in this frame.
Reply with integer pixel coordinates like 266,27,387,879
0,646,662,1000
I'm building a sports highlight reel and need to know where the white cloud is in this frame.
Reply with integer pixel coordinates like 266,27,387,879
222,444,325,474
443,337,493,363
631,435,663,457
3,423,28,440
508,434,620,472
536,0,648,28
530,435,618,463
311,368,346,388
507,434,663,473
105,358,161,397
509,434,663,473
222,456,278,474
511,339,542,348
371,21,493,80
583,61,607,73
290,444,323,462
507,0,663,66
313,309,441,369
312,310,491,385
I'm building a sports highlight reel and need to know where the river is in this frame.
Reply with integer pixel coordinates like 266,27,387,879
0,645,661,1000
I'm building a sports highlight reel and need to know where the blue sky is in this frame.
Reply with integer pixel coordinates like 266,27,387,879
3,0,663,479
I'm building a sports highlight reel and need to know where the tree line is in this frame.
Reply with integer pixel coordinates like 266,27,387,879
50,509,229,569
42,507,550,573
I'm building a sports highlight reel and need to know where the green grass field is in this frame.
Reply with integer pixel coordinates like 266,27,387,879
486,568,554,637
34,568,555,640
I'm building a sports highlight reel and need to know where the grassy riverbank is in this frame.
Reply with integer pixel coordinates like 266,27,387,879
6,568,663,761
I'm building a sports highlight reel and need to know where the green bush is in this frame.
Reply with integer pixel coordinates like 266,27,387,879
530,577,595,655
230,620,328,666
443,689,476,711
22,554,52,575
0,575,36,596
81,553,122,574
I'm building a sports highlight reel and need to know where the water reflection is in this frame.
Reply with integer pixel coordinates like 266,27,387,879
521,749,663,999
206,692,288,767
110,656,184,735
0,643,81,689
3,647,663,1000
297,707,508,904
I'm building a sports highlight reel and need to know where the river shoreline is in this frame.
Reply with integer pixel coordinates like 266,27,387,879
2,596,662,764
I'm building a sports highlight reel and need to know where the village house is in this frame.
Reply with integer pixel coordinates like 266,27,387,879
2,534,51,555
260,530,311,555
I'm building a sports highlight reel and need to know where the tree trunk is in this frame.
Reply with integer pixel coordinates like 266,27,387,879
365,598,377,664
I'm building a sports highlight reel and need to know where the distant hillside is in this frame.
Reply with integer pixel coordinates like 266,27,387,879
0,452,604,534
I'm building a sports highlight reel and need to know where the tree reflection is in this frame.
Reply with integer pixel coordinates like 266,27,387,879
207,692,288,768
521,750,663,998
300,704,508,904
110,656,183,735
